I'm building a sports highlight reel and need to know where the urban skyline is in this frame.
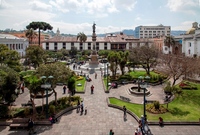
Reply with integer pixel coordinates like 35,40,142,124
0,0,200,35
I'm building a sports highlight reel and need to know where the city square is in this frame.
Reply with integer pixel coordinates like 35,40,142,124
1,1,200,135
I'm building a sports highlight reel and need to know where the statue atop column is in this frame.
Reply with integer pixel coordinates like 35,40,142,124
92,22,96,33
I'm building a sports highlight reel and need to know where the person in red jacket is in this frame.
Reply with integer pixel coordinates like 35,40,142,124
91,85,94,94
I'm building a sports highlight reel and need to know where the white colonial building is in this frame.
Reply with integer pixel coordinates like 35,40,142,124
174,22,200,57
0,34,29,57
42,29,160,52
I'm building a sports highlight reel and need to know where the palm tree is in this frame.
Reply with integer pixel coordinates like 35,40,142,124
25,28,37,45
119,51,129,75
164,35,175,49
77,32,87,50
26,22,53,46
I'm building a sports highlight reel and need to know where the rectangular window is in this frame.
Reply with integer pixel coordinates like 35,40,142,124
46,44,49,50
104,42,107,45
71,42,74,46
54,42,57,45
46,42,49,45
189,42,192,47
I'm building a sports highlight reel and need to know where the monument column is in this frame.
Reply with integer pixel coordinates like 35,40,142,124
89,22,98,65
92,22,97,52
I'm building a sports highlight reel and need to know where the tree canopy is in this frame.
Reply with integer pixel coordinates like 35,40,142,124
25,28,37,44
25,46,45,69
129,45,159,75
0,65,20,103
0,44,21,71
26,21,53,45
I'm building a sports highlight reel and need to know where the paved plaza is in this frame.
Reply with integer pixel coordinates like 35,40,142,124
0,66,200,135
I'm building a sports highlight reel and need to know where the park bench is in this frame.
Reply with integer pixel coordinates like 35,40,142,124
10,118,29,129
120,96,131,102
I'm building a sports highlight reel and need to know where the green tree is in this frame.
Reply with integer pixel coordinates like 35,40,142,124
26,46,45,69
0,65,20,104
69,47,78,58
67,76,75,96
25,28,37,44
26,21,53,45
24,74,42,118
107,51,121,78
98,50,110,58
0,44,21,71
36,63,72,104
77,32,87,50
119,51,129,75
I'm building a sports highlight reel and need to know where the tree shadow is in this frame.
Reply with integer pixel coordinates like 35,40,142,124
8,125,53,135
169,107,190,116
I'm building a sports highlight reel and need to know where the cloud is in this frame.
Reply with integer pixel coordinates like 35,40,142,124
135,17,141,21
0,0,12,9
111,0,137,11
49,0,137,16
172,21,194,30
50,21,129,35
29,0,52,12
167,0,199,14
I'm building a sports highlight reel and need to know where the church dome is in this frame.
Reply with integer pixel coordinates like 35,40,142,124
186,28,195,34
186,22,198,35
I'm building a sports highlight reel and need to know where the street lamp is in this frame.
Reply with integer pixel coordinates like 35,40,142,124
41,75,54,119
107,63,109,90
140,76,150,119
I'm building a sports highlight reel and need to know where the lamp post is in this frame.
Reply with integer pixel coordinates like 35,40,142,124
41,75,54,119
107,63,109,90
140,76,150,118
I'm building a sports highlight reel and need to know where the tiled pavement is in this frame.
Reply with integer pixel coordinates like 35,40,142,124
0,67,200,135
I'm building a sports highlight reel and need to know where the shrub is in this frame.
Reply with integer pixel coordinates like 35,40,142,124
24,108,30,116
118,74,132,81
0,105,9,118
153,101,160,110
49,105,55,114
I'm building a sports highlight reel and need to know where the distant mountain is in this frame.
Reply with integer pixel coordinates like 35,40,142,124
171,30,186,36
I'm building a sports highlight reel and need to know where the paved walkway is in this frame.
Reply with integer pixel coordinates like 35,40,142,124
0,66,200,135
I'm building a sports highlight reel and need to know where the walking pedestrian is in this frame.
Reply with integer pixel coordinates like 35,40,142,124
80,101,84,115
63,85,66,94
84,106,87,115
28,117,35,134
95,72,97,79
135,128,138,135
77,100,80,113
109,129,113,135
123,106,127,119
91,85,94,94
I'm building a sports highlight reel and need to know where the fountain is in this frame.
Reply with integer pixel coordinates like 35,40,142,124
80,23,107,72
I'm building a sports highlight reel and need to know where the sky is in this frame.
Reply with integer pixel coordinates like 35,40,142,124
0,0,200,35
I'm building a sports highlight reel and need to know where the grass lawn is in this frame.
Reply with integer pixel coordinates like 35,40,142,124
129,70,160,78
75,78,86,92
109,82,200,122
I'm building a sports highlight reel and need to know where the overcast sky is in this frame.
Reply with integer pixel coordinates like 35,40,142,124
0,0,200,35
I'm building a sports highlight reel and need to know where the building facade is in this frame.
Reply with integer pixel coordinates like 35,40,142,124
0,34,29,57
42,32,135,51
173,22,200,57
135,24,171,38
